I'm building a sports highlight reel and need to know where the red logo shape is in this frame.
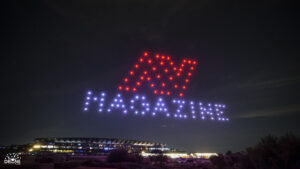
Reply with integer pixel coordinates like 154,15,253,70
118,52,197,97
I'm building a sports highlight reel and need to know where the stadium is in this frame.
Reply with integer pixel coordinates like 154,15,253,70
30,137,169,155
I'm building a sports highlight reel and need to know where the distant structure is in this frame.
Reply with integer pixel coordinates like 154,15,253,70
0,137,217,160
30,137,168,155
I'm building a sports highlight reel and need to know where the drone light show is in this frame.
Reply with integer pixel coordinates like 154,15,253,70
83,52,229,121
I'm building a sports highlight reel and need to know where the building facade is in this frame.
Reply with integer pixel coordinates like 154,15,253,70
30,137,167,155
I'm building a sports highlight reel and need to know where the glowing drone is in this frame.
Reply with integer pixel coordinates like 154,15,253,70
83,52,229,121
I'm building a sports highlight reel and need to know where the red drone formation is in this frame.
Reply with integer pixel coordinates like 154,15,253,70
118,52,197,97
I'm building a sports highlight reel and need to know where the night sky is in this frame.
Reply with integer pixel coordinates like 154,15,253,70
1,0,299,153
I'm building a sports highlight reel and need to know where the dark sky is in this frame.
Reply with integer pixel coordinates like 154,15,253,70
1,0,299,153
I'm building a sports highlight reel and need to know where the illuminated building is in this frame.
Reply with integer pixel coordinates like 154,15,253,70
30,137,167,155
1,137,218,160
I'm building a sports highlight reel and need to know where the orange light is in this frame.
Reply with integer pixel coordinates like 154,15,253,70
182,86,186,90
124,78,128,82
162,83,166,87
154,90,158,94
188,72,192,76
148,59,152,64
155,54,159,58
152,67,157,71
132,88,137,92
181,64,184,67
135,64,139,68
170,62,174,66
174,84,178,88
166,91,170,95
193,61,197,65
173,67,177,71
150,83,155,87
190,66,194,70
137,81,141,86
188,60,192,64
162,56,165,59
160,61,164,65
160,91,164,95
164,69,168,73
147,77,151,81
179,93,183,97
156,74,161,79
125,86,130,91
139,58,144,62
166,56,170,60
144,71,148,75
129,71,134,75
185,79,189,83
140,76,144,80
176,73,181,76
118,86,122,90
183,59,186,63
144,52,148,56
169,76,173,80
179,68,183,72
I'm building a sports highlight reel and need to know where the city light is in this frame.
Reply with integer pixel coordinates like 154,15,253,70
141,151,190,159
33,144,41,149
192,153,218,159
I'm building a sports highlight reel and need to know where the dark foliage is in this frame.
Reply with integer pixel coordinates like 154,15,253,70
210,133,300,169
82,159,109,167
35,157,53,163
106,149,144,163
246,133,300,169
0,164,40,169
130,152,144,163
107,149,131,163
149,154,168,163
210,154,226,169
54,162,81,169
115,162,144,169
